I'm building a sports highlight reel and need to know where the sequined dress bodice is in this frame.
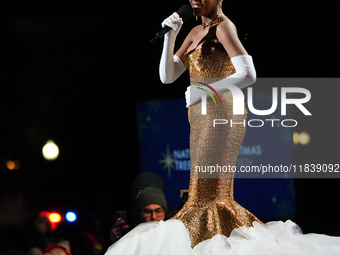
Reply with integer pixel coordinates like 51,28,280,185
184,47,236,84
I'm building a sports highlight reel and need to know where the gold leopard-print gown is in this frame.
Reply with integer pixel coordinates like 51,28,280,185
171,44,263,248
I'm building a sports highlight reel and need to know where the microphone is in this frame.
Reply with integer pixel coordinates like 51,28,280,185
149,4,192,44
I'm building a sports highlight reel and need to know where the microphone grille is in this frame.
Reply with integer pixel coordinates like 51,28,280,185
177,4,193,22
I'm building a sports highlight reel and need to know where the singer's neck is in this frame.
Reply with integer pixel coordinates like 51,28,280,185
201,12,225,27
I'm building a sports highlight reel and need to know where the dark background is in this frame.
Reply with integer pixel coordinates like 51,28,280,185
0,0,340,251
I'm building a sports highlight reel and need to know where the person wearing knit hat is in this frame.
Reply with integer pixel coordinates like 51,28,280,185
108,173,168,246
137,187,167,222
129,172,165,224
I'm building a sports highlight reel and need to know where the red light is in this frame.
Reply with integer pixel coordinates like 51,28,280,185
49,213,61,223
38,211,50,218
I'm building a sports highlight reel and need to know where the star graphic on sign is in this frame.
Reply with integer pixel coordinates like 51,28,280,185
158,144,177,179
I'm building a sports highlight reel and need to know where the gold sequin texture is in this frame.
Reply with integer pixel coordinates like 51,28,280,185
184,47,236,85
171,47,263,248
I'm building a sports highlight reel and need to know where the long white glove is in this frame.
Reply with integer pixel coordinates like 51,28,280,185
159,12,186,84
185,54,256,107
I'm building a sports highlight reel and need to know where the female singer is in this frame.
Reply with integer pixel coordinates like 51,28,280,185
159,0,263,248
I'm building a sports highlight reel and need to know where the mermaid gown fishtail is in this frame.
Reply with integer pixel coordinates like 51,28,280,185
170,47,263,247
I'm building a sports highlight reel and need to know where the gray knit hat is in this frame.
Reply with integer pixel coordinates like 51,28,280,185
130,171,163,192
137,187,167,212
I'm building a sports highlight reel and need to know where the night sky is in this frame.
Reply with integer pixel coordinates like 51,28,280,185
1,0,340,249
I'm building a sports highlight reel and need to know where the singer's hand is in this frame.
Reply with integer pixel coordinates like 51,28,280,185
185,85,204,108
161,12,183,40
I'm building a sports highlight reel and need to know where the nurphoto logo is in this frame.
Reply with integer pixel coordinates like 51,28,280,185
196,80,312,128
